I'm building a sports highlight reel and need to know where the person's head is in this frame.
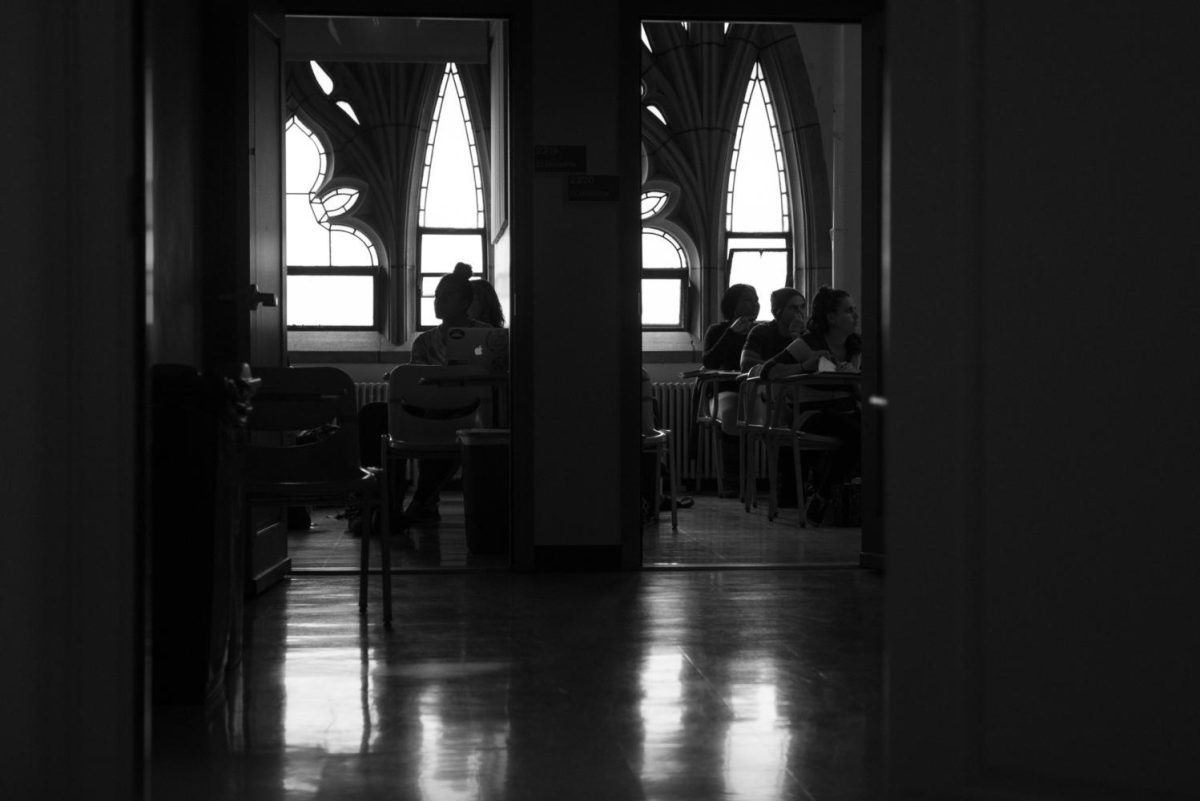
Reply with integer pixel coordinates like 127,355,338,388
807,286,858,337
720,283,760,321
433,274,474,322
467,278,505,327
769,287,806,332
452,262,473,279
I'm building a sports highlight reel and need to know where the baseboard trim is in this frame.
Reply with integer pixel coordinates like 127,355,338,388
247,556,292,595
534,545,623,571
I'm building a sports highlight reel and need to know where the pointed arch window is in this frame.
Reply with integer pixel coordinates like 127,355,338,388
284,116,381,328
417,62,487,327
726,62,791,321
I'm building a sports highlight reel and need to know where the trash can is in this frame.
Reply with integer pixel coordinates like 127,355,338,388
457,428,510,554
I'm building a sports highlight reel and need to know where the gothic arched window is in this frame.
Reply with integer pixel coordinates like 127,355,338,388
284,114,381,328
641,224,689,328
417,62,486,327
726,62,790,321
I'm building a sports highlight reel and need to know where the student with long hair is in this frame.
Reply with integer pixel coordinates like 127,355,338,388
760,286,862,523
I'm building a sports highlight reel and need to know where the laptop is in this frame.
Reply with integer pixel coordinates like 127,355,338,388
444,326,510,373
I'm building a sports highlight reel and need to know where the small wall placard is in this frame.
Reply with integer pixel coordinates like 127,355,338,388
534,145,587,172
566,174,620,201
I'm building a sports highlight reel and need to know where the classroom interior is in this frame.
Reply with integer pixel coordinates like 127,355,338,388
7,2,1198,800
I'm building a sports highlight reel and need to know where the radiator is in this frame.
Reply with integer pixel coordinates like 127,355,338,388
355,381,388,408
652,381,711,483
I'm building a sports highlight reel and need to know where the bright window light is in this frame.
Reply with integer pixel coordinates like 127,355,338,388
642,228,685,269
726,63,789,232
641,278,682,327
310,61,334,95
641,191,669,219
728,250,787,321
335,100,360,125
646,105,668,126
420,233,483,276
641,24,652,51
287,275,373,326
284,114,378,328
419,63,484,229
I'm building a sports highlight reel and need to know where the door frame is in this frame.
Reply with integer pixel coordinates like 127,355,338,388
619,0,886,569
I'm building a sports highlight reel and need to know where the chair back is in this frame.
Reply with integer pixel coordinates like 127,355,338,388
386,365,489,446
641,369,660,436
246,366,363,483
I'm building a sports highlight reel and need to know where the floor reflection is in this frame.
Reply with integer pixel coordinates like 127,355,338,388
154,570,880,801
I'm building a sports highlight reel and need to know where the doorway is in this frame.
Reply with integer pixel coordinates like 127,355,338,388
279,15,515,574
636,17,882,569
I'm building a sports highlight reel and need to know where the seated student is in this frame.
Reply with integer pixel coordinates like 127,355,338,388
468,278,505,329
739,287,807,371
759,286,862,523
699,284,759,494
738,287,807,505
404,273,492,525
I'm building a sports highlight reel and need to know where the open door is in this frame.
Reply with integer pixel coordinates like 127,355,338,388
243,9,289,593
202,4,287,593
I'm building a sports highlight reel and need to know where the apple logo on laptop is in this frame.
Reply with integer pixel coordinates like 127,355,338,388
474,345,483,356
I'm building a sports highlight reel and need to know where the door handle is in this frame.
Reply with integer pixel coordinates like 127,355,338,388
249,283,277,310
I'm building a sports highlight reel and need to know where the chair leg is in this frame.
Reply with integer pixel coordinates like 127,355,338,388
739,434,748,510
667,434,678,530
368,435,388,617
794,445,809,528
651,444,663,523
359,505,370,613
712,426,725,498
377,497,392,626
766,440,780,522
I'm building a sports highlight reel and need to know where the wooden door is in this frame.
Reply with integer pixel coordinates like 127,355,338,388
244,9,289,594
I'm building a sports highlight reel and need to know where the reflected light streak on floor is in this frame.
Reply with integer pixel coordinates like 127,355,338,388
152,570,881,801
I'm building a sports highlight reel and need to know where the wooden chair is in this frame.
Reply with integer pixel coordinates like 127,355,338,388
761,374,847,527
737,372,768,512
686,369,741,498
379,365,490,536
642,371,678,529
244,366,391,625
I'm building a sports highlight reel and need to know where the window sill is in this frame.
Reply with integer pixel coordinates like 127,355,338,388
641,330,701,364
287,330,411,364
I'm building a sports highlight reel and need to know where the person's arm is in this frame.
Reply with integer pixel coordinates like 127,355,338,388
740,326,764,371
760,337,828,379
702,322,748,370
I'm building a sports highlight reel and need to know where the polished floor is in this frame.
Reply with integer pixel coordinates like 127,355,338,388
288,491,862,572
153,568,883,800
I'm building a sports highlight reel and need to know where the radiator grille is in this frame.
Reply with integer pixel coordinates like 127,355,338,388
652,381,711,483
355,381,388,408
